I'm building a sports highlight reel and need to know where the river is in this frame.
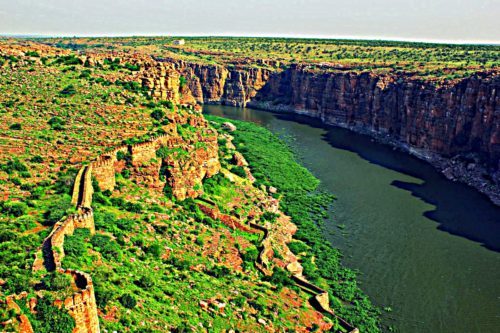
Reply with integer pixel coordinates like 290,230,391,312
204,105,500,333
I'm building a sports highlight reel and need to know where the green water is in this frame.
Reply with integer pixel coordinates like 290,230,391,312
204,105,500,333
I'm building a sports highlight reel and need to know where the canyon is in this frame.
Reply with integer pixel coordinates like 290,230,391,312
162,58,499,204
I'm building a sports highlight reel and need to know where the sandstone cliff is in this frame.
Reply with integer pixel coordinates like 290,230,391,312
162,60,500,204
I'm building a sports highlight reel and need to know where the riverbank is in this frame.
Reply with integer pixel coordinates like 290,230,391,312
207,115,383,332
247,101,500,207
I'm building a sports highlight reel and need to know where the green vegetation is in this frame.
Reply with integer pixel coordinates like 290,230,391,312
29,295,75,333
43,36,500,80
208,115,382,332
0,39,388,332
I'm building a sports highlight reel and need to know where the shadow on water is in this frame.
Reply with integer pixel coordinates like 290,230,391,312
270,112,500,252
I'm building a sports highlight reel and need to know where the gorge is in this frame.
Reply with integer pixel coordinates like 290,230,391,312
1,38,498,333
165,58,499,205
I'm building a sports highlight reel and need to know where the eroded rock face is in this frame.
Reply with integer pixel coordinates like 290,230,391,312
165,59,499,203
252,67,499,167
250,66,500,202
166,58,273,106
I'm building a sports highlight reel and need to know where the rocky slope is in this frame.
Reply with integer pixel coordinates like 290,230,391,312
164,59,500,204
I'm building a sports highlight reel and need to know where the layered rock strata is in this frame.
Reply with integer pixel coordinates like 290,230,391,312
162,59,499,204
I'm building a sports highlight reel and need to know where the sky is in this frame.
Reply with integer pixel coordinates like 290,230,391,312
0,0,499,44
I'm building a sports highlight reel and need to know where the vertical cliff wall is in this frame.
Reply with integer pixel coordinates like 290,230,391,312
165,58,273,107
163,60,499,203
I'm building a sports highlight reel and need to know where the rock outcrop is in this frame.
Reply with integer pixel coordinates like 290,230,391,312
163,58,273,106
164,59,499,204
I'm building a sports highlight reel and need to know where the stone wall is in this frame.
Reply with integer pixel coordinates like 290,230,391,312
56,270,99,333
131,141,157,167
3,294,34,333
92,155,117,192
29,164,100,333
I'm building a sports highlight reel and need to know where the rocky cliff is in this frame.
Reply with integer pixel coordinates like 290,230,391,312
164,60,499,204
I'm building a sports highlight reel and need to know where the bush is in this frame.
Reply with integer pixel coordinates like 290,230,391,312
288,241,309,255
31,155,44,163
263,267,294,290
43,272,72,291
43,196,72,226
241,246,259,263
150,109,164,121
91,234,121,260
231,166,247,178
207,264,231,278
25,51,40,57
9,123,21,130
32,295,75,333
0,201,28,217
120,294,137,309
1,158,28,173
95,285,114,308
48,116,66,130
79,69,91,78
146,243,162,258
135,275,155,290
59,85,76,96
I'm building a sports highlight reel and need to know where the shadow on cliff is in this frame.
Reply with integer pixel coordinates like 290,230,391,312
270,112,500,253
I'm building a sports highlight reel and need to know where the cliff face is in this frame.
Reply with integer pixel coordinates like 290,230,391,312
252,67,499,166
164,60,499,202
166,58,273,106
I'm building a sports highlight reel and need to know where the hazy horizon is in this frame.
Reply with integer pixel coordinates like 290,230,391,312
1,0,499,44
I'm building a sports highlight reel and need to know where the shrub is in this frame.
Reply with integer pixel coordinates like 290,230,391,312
0,201,28,217
135,275,155,290
263,267,294,290
150,109,164,121
1,158,28,173
91,234,121,260
59,85,76,96
120,294,137,309
124,62,140,71
31,155,44,163
288,241,309,255
43,272,72,291
25,51,40,57
79,69,91,78
48,116,66,130
231,166,247,178
241,246,259,263
179,76,187,88
146,243,162,258
43,196,72,226
95,285,114,308
9,123,21,130
32,295,75,333
207,264,231,278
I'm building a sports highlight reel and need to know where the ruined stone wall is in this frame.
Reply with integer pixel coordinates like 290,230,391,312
131,141,157,166
3,294,34,333
56,270,99,333
80,166,93,209
92,156,116,192
71,167,85,206
29,164,100,333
